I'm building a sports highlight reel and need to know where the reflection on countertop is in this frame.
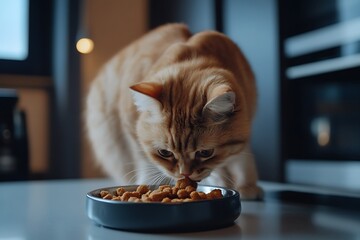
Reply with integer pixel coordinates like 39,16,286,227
0,179,359,240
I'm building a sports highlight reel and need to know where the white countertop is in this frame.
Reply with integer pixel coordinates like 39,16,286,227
0,179,359,240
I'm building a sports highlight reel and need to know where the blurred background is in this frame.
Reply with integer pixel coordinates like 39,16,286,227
0,0,359,192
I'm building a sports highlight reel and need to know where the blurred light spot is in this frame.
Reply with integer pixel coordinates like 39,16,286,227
311,117,331,147
318,131,330,146
76,38,94,54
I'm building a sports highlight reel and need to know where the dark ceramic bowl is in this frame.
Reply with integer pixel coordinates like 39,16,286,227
86,185,241,232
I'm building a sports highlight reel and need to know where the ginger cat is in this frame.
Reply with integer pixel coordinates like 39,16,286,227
86,23,262,199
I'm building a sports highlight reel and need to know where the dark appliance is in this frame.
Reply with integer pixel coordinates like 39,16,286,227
0,89,29,181
279,0,360,191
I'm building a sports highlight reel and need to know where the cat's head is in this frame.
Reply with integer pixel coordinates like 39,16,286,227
130,67,251,182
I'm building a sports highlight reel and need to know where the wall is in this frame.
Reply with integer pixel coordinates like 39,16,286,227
149,0,216,32
81,0,148,178
17,88,49,175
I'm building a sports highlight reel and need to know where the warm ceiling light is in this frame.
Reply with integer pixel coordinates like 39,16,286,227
76,38,94,54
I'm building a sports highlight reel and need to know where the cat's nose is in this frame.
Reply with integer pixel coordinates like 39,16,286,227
179,164,192,177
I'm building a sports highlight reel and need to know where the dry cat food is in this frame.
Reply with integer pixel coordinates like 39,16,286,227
98,177,223,203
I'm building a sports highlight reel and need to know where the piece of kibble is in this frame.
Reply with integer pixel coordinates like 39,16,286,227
185,186,196,193
164,187,176,198
159,185,172,191
116,187,126,196
207,189,223,199
141,196,152,202
171,187,179,195
100,190,109,198
175,177,197,189
171,198,183,203
136,185,149,195
162,186,172,193
177,189,190,199
161,197,172,203
198,192,207,200
112,196,122,201
103,193,113,200
121,191,141,201
128,197,142,202
183,198,193,202
190,191,202,200
149,190,169,202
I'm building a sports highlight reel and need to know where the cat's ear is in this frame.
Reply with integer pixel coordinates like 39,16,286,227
203,85,235,124
130,82,162,101
130,82,163,122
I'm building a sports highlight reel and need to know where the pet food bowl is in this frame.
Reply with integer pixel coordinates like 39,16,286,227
86,185,241,232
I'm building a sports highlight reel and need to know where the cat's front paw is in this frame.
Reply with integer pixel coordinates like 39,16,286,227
237,185,263,200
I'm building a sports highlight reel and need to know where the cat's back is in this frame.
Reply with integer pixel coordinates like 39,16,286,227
188,31,257,118
113,23,191,86
88,23,192,121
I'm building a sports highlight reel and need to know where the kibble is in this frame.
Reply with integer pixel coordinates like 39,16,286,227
98,177,223,203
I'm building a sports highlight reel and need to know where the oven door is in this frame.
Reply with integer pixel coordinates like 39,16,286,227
284,70,360,191
279,0,360,191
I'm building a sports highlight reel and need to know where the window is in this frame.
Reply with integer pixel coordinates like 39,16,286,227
0,0,52,76
0,0,29,61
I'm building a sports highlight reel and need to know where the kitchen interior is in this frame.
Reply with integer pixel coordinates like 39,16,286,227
0,0,359,239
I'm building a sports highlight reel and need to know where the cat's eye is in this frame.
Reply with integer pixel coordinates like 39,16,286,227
196,149,214,159
157,149,174,158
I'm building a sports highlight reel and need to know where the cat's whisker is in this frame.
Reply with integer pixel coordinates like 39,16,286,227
147,172,163,186
222,174,236,187
127,173,139,185
165,175,174,185
208,170,235,188
122,168,142,181
225,178,235,187
154,172,169,186
125,170,144,184
127,167,161,184
127,167,157,183
158,174,168,185
153,174,165,186
166,177,175,185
